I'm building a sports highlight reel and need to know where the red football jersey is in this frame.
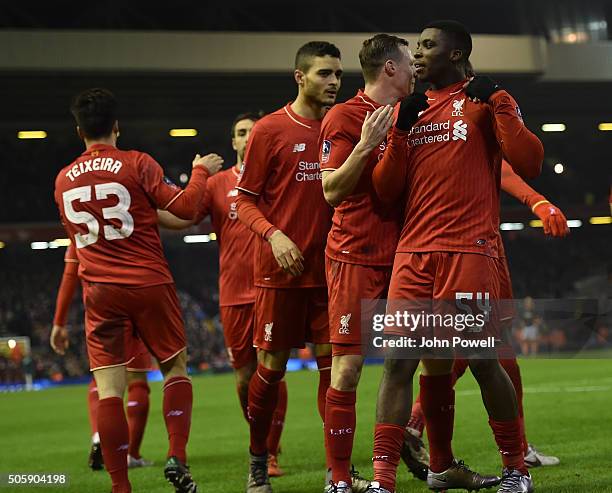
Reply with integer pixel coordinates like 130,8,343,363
236,103,332,288
319,90,401,266
55,144,206,286
195,166,255,306
396,80,530,257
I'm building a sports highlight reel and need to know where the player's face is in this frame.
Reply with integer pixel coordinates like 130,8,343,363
232,118,256,161
300,55,343,107
393,45,417,97
414,28,453,83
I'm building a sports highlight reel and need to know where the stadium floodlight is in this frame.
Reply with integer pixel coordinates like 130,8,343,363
30,241,48,250
500,222,524,231
541,123,566,132
209,232,217,241
567,220,582,228
554,163,564,174
0,241,5,248
598,123,612,131
17,130,47,139
183,234,210,243
179,173,188,183
169,129,198,137
49,238,71,248
529,220,543,228
589,216,612,225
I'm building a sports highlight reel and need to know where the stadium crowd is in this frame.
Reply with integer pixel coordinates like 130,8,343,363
0,228,609,385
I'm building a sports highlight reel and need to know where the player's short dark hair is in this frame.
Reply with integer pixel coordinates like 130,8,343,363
423,20,472,62
294,41,341,72
70,88,117,139
359,34,410,83
231,112,263,138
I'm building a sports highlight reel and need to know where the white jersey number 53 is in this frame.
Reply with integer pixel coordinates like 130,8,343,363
62,182,134,248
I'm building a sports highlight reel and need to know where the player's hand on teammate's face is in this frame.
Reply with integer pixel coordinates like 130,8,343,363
267,230,305,277
192,153,224,175
50,324,69,355
360,105,394,151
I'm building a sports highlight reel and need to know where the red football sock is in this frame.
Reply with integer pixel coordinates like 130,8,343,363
97,397,131,493
451,357,469,384
266,379,287,456
127,380,150,459
87,379,99,437
325,388,356,484
489,417,528,474
316,355,332,422
317,355,333,469
163,377,193,463
248,364,285,456
499,358,527,453
372,423,405,492
420,373,455,473
407,394,425,437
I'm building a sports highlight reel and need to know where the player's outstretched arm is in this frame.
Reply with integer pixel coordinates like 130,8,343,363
157,210,195,230
466,76,543,179
501,160,569,237
153,153,222,220
372,93,428,205
50,245,79,355
322,105,394,207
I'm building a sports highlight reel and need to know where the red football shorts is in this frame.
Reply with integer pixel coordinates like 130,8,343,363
126,337,154,372
387,252,501,343
83,282,186,371
220,303,256,369
253,287,329,351
326,256,392,356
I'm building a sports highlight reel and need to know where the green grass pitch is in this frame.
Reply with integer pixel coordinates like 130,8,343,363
1,358,611,492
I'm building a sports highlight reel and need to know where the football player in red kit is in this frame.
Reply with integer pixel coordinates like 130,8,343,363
370,20,544,493
53,87,222,493
158,112,288,478
319,34,426,492
235,42,342,492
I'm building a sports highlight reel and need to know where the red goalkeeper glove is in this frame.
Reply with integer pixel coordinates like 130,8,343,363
532,200,569,237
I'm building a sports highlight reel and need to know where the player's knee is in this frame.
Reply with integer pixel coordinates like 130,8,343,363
382,358,417,383
127,371,147,384
257,349,290,371
468,358,499,382
422,358,454,376
94,367,127,399
331,360,362,391
160,350,188,379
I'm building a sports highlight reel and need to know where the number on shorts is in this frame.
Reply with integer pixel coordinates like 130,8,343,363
62,183,134,248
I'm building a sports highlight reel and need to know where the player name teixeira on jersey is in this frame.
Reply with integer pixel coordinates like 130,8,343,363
65,158,123,181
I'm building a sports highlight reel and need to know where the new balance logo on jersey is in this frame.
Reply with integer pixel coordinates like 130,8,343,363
264,322,273,342
451,98,465,116
227,188,238,197
339,313,351,334
166,410,184,417
293,143,306,153
452,120,468,141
